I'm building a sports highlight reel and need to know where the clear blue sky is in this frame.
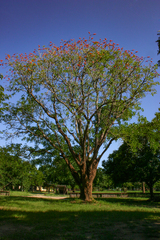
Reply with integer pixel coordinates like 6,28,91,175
0,0,160,164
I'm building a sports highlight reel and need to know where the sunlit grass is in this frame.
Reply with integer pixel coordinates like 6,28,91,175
0,195,160,214
9,191,32,196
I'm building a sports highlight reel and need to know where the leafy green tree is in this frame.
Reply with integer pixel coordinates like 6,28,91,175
19,161,44,191
154,180,160,190
93,167,113,190
33,170,44,189
102,139,160,200
0,144,44,191
28,138,78,189
1,34,159,200
38,160,76,189
102,143,135,186
0,145,22,189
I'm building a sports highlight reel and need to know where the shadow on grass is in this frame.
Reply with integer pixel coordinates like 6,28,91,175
0,196,160,240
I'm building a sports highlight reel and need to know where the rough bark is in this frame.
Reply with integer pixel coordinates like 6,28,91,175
78,163,98,201
79,181,93,201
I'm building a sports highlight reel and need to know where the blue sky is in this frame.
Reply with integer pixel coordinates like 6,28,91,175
0,0,160,164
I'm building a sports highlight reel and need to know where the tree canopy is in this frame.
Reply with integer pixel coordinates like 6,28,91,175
0,34,159,200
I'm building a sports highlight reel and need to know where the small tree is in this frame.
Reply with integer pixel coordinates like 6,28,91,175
1,34,159,201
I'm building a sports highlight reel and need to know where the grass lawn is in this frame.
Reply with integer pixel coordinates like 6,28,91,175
0,193,160,240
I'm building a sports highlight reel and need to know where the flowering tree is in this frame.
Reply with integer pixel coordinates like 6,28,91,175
1,34,159,201
0,74,4,113
0,74,9,119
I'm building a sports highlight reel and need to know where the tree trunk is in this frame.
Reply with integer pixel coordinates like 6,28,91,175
79,180,93,201
149,184,154,201
79,164,98,201
142,182,145,194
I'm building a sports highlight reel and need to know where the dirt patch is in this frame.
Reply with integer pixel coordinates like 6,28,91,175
27,194,68,200
86,220,160,240
106,222,146,240
0,206,19,210
0,222,33,238
110,220,160,240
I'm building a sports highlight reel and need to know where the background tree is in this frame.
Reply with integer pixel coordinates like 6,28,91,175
38,158,76,189
28,137,78,189
0,145,23,189
93,167,113,190
39,163,76,190
19,161,44,191
154,180,160,190
0,144,44,191
1,35,159,201
102,138,160,200
102,142,134,186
